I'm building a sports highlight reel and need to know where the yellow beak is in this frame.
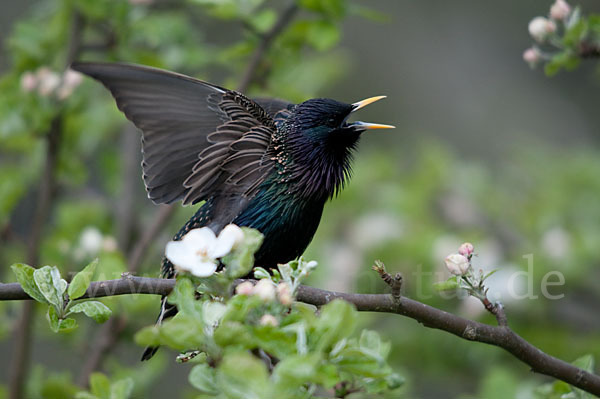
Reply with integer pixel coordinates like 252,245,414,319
349,95,395,130
351,95,387,111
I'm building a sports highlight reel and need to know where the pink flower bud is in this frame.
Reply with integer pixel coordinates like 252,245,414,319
528,17,556,42
20,72,37,92
57,69,84,100
444,253,470,276
259,314,279,327
458,242,474,257
235,281,254,296
550,0,571,21
276,283,293,305
253,279,276,301
36,67,61,96
523,47,542,67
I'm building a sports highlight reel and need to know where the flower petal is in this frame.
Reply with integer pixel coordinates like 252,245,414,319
221,224,245,247
182,227,217,250
211,226,241,258
189,260,218,277
165,241,197,271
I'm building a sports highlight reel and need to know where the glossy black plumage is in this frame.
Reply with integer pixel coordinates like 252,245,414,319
71,62,392,360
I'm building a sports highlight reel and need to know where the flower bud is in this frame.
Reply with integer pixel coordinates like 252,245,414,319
458,242,474,258
36,67,61,96
523,47,542,67
57,69,84,100
276,282,293,305
444,253,470,276
20,72,37,92
259,314,279,327
550,0,571,21
253,279,276,301
528,17,556,42
235,281,255,296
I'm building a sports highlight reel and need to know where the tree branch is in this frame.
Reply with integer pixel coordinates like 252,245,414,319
1,276,599,396
237,2,299,93
8,11,84,398
9,98,64,399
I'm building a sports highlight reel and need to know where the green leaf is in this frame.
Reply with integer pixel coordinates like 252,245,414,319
110,378,133,399
58,318,78,332
10,263,47,303
248,8,276,33
33,266,65,310
47,306,60,333
386,373,405,390
299,0,346,19
572,354,595,372
433,276,459,291
544,51,581,77
69,301,112,323
253,267,271,279
189,363,219,395
202,301,226,332
134,326,161,347
168,277,202,317
314,299,357,352
137,313,205,350
89,373,111,398
223,227,263,279
571,355,596,399
74,392,99,399
272,353,321,387
306,20,340,51
217,351,269,399
68,258,98,300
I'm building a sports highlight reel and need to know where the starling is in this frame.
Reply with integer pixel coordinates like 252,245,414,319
71,62,394,360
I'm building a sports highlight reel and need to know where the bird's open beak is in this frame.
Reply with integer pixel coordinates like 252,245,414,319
352,95,386,111
349,95,395,130
348,121,396,130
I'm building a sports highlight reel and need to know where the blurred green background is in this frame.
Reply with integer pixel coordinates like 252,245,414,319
1,0,599,398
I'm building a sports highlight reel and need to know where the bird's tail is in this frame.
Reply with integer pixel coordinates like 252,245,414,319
140,283,179,360
141,208,211,360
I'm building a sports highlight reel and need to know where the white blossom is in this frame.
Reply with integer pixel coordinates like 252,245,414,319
528,17,556,42
57,69,84,100
165,225,244,277
79,227,103,255
444,253,470,276
36,67,61,96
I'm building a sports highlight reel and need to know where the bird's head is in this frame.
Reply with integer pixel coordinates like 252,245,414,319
286,96,394,198
293,96,394,140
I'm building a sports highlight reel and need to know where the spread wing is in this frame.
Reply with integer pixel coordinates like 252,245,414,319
253,97,293,118
71,62,278,207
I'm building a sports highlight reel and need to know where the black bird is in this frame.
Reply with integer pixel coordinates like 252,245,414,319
71,62,394,360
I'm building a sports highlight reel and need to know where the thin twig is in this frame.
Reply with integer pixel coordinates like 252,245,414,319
9,11,84,398
127,205,175,274
77,204,175,386
2,276,600,396
237,2,299,93
9,114,63,399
